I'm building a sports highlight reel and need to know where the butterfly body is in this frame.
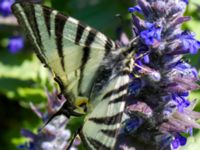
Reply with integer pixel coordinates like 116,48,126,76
12,2,137,149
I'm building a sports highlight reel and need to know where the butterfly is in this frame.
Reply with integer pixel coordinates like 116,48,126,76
12,1,140,150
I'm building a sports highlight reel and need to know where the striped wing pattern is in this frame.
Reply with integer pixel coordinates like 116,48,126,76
81,73,131,150
12,2,134,150
12,2,116,101
80,46,135,149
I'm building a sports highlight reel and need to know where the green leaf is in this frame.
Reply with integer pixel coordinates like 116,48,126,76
0,50,53,102
52,0,131,38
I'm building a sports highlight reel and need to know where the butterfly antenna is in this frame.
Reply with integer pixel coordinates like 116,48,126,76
66,125,83,150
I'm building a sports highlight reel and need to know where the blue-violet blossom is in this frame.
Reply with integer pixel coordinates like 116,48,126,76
7,35,24,54
0,0,15,17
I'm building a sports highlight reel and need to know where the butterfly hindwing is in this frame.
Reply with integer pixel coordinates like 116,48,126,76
12,2,117,102
81,74,130,150
80,48,135,150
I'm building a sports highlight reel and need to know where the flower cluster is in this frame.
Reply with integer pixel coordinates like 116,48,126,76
118,0,200,149
0,0,24,53
18,90,80,150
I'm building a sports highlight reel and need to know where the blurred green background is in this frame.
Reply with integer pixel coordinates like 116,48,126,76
0,0,200,149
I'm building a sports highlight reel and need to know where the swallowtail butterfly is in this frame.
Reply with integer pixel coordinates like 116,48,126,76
12,1,140,150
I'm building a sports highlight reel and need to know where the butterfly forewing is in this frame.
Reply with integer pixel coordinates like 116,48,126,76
12,2,135,150
12,2,116,100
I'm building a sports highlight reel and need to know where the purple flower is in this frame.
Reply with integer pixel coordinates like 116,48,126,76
128,5,142,13
140,23,162,46
7,36,24,54
182,0,189,4
174,61,199,81
125,116,143,134
0,0,14,17
143,54,150,64
171,134,187,149
129,78,142,95
179,31,200,54
172,93,190,112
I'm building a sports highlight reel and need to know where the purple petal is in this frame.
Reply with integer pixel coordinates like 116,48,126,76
128,5,142,13
7,35,24,54
171,138,179,149
0,0,14,17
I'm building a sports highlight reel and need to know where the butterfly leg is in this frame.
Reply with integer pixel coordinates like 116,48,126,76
66,125,83,150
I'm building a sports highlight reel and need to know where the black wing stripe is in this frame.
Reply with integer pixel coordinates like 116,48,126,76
20,3,44,55
18,3,46,64
102,83,128,100
105,38,112,49
54,75,65,92
90,68,113,95
87,138,110,150
29,4,43,49
85,29,97,47
75,22,86,44
89,112,123,125
43,7,52,36
108,94,126,104
78,29,97,95
101,129,118,138
55,13,68,72
78,46,90,95
105,37,114,54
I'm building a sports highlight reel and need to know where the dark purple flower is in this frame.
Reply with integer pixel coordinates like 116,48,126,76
140,23,162,46
129,78,142,95
135,59,143,70
179,31,200,54
171,134,187,149
182,0,189,4
128,5,142,13
125,116,143,134
7,36,24,54
172,93,190,112
174,61,199,81
143,54,150,63
176,61,191,70
0,0,14,17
